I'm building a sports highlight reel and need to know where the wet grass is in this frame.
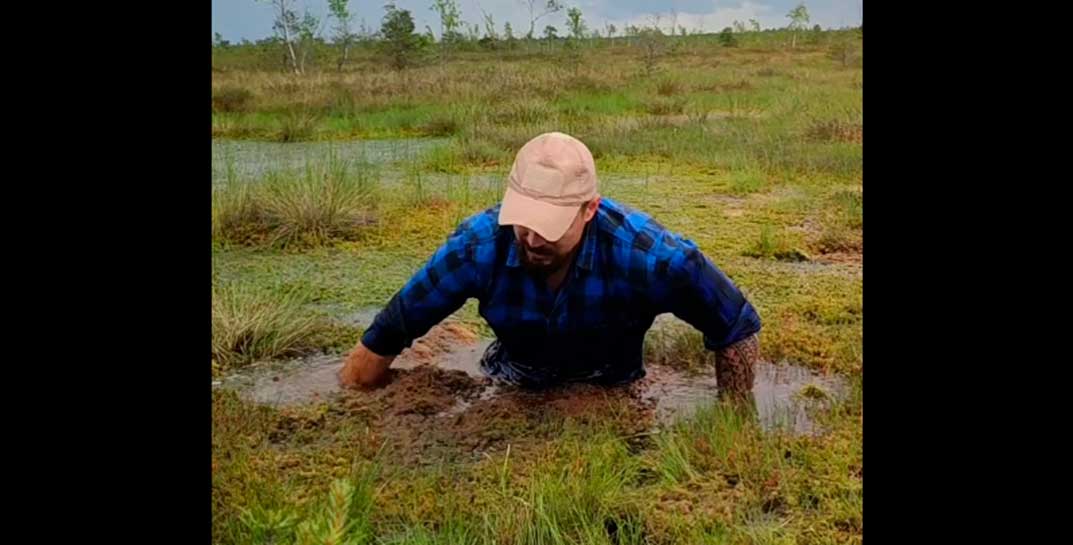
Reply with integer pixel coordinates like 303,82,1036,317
211,281,319,371
210,280,362,374
212,151,378,249
212,32,861,544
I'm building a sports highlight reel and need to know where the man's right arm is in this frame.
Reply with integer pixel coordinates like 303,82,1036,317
339,232,482,388
338,342,396,388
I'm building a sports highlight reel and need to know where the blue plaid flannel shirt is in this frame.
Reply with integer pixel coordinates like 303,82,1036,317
362,197,761,387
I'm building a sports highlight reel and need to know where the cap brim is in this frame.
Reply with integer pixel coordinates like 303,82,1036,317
498,187,577,242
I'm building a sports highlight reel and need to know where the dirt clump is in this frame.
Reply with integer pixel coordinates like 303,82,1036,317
333,368,657,464
380,366,487,416
395,322,479,366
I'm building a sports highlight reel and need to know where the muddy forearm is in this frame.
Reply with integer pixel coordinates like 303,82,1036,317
714,334,759,396
339,341,397,388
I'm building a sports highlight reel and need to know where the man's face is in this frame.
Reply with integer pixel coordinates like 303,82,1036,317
513,198,600,275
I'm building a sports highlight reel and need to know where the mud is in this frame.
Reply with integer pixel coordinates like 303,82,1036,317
216,321,847,462
326,367,655,463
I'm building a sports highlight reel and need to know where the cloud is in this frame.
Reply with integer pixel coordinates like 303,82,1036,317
611,2,781,34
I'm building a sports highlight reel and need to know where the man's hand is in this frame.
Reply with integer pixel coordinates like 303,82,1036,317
338,342,396,389
714,334,760,399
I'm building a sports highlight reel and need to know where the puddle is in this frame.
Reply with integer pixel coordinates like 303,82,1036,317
217,322,846,437
307,304,382,328
217,354,344,406
212,138,448,184
640,362,844,435
342,307,381,327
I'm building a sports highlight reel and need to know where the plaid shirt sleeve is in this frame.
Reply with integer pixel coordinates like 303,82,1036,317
360,229,483,356
663,240,762,350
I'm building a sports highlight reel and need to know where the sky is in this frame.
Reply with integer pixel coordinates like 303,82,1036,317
212,0,863,43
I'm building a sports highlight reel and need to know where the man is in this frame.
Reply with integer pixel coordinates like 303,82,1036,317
339,132,762,396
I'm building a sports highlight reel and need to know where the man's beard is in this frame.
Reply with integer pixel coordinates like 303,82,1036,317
515,241,570,276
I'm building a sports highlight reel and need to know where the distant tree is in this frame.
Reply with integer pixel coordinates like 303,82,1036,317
605,23,616,39
259,0,303,74
719,27,738,47
328,0,356,72
213,32,231,48
543,25,558,40
294,11,321,73
522,0,563,39
647,14,663,36
622,23,638,47
808,23,824,44
259,0,322,74
637,27,667,77
786,3,810,48
733,20,746,33
678,25,687,37
380,3,424,69
504,21,516,46
749,19,761,31
566,7,587,40
430,0,462,59
358,18,372,42
480,9,498,42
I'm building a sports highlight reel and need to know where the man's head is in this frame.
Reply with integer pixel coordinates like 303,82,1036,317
498,132,601,274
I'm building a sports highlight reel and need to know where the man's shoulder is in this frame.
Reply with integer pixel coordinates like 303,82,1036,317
452,204,504,242
446,205,511,265
596,198,691,257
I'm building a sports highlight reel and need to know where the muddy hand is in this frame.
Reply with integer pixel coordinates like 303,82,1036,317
338,342,396,389
714,334,760,398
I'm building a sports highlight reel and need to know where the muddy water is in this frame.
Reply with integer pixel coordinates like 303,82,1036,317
216,326,846,436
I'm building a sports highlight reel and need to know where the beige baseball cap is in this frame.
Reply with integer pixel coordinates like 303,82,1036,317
498,132,598,242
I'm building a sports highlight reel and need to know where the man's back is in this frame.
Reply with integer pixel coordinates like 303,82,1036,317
362,197,761,387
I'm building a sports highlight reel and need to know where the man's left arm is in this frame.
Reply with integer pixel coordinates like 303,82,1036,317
663,245,762,397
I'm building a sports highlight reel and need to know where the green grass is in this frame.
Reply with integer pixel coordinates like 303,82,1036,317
726,169,769,196
555,92,641,118
742,224,809,262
